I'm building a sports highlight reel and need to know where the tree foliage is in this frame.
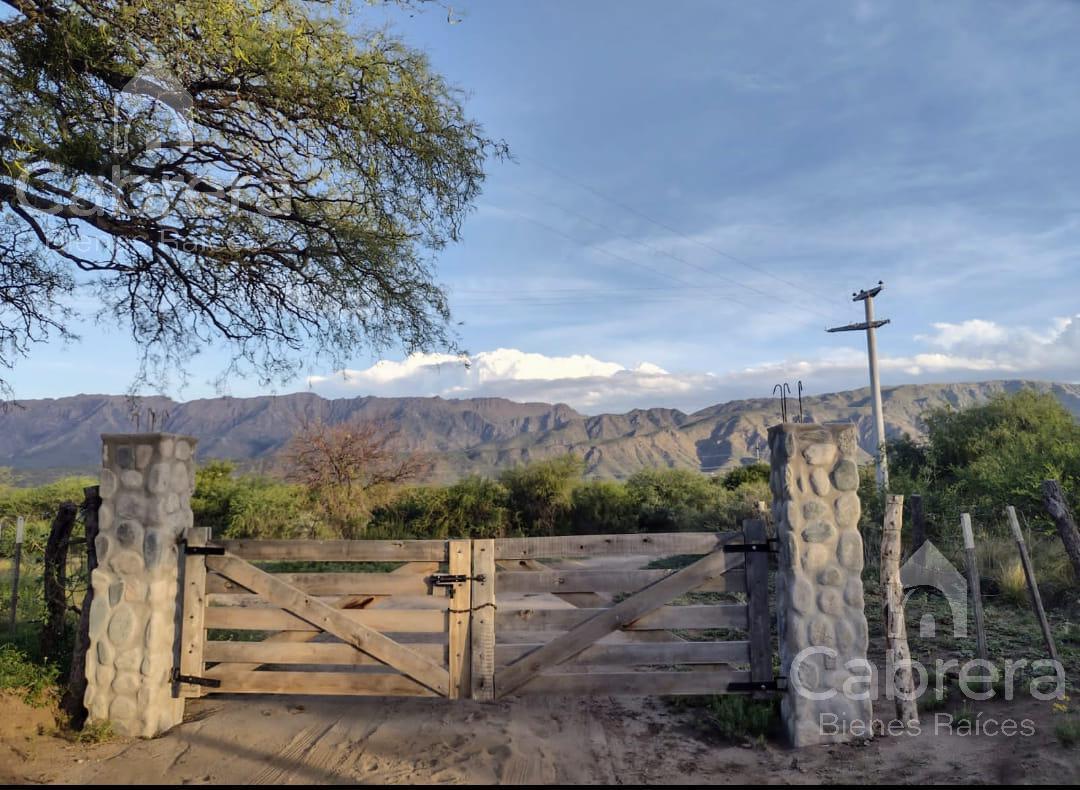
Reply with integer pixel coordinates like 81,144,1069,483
282,420,427,537
0,0,502,392
885,390,1080,537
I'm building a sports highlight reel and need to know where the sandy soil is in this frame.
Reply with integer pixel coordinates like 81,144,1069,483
2,689,1077,785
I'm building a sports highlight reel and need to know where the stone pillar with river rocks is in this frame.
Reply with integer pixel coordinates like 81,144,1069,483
83,433,197,738
768,422,872,747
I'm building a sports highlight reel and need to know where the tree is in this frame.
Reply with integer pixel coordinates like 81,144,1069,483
283,420,427,536
884,390,1080,534
499,455,584,536
0,0,502,394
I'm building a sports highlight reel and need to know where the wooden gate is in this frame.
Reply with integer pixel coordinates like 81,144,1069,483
176,522,775,702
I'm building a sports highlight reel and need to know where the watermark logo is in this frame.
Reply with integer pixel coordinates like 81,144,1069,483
900,540,967,638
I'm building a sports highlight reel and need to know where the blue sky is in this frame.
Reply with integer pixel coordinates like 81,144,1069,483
16,0,1080,412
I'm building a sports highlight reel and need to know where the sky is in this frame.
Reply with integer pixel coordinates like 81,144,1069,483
14,0,1080,413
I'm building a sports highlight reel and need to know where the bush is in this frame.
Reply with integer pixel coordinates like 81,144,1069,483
0,643,58,706
499,455,584,536
625,468,729,532
570,481,636,534
720,463,771,491
369,476,511,539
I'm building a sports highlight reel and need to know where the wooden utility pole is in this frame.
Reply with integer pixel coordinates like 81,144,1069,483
827,281,890,491
960,514,988,663
881,495,918,725
1006,506,1060,664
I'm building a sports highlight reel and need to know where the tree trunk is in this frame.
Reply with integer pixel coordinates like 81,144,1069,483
1042,480,1080,581
41,501,78,666
61,486,100,728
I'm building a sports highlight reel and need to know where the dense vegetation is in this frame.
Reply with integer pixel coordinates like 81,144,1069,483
191,455,772,540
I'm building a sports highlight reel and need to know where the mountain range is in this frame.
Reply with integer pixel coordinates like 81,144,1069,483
2,379,1078,483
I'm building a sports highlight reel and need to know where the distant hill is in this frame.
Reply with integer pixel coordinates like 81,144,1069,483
2,380,1078,483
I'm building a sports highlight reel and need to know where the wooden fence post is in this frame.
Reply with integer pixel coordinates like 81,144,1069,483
1006,506,1060,664
447,539,472,699
42,501,78,665
881,495,918,726
1042,480,1080,581
63,486,100,726
960,514,988,663
910,494,926,556
178,528,210,699
743,519,771,696
470,539,496,701
8,516,23,636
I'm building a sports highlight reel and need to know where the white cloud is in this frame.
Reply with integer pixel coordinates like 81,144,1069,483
306,317,1080,414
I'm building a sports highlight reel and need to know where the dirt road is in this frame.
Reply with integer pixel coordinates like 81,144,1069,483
3,689,1076,785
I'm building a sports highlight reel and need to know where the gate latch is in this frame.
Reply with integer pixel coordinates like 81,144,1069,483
183,544,225,556
728,677,788,693
724,539,778,554
428,573,485,597
171,668,221,688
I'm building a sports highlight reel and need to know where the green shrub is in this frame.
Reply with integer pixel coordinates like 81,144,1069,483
720,463,770,491
570,481,636,534
1056,719,1080,748
699,694,779,741
499,455,583,536
0,643,58,706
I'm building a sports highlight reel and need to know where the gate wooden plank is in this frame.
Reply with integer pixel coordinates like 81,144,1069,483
203,561,438,687
494,531,740,560
217,539,448,562
743,519,773,692
207,571,431,596
447,539,472,699
514,669,751,696
470,539,496,701
206,594,450,610
204,607,447,632
495,640,750,667
178,528,210,698
496,604,747,632
213,671,439,697
496,548,736,697
204,641,446,665
496,568,747,594
206,555,450,696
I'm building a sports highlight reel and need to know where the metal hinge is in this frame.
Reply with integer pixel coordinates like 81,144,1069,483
724,539,778,554
183,544,226,556
171,668,221,688
729,677,788,693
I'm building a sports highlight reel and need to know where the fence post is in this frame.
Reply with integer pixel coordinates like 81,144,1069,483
910,494,926,556
768,422,872,748
447,539,472,699
882,495,918,726
1006,506,1059,664
743,519,772,696
84,433,198,737
8,516,24,636
470,539,496,701
960,514,988,664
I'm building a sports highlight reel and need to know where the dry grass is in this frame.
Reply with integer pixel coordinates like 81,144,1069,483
979,534,1076,607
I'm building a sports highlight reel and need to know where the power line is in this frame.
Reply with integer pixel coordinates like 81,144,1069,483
507,183,837,321
518,155,845,310
503,208,778,317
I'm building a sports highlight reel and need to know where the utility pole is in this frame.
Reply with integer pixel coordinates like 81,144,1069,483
827,281,890,491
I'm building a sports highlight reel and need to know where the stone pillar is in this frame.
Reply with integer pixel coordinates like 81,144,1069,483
768,423,872,747
84,433,197,738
